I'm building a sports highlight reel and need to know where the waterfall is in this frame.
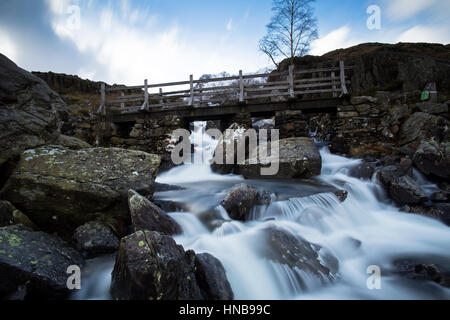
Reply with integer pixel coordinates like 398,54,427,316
74,122,450,300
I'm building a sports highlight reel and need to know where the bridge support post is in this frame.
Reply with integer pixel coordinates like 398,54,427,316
141,79,149,111
189,75,194,106
339,61,348,96
288,65,295,98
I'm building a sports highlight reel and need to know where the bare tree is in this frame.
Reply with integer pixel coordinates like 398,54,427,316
259,0,318,67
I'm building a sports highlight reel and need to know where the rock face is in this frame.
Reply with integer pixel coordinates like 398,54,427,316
412,140,450,179
0,224,84,299
238,137,322,179
73,221,119,258
0,53,69,167
128,190,181,235
258,226,338,289
398,112,450,146
221,184,258,221
110,230,233,300
195,253,234,300
0,147,161,237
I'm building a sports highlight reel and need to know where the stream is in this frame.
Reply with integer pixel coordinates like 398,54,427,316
73,122,450,300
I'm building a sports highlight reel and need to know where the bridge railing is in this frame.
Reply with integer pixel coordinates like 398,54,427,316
97,61,351,115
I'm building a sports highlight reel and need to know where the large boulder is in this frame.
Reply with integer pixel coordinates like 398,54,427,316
195,253,234,300
0,147,161,237
412,140,450,180
73,221,120,258
238,137,322,179
0,224,84,299
221,184,258,221
128,190,181,235
398,112,450,146
0,53,69,167
110,230,233,300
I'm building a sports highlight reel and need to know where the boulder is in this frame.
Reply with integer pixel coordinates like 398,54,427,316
349,162,376,180
0,200,35,229
238,137,322,179
413,140,450,180
221,184,258,221
73,221,120,258
128,190,181,235
0,53,68,167
110,230,233,300
0,147,161,237
398,112,450,146
257,226,337,289
195,253,234,300
393,259,450,288
416,102,448,115
0,224,84,299
389,176,428,205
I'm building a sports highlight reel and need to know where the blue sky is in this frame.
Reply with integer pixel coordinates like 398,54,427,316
0,0,449,85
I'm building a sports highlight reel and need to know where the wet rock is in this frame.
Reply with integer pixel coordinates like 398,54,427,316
256,190,276,206
329,136,350,155
412,140,450,180
401,204,450,226
349,162,376,180
431,191,449,203
393,259,450,288
221,184,258,221
389,176,428,205
0,224,84,299
416,102,448,115
110,230,233,300
258,226,337,289
398,112,450,146
377,163,412,187
73,221,119,258
195,253,234,300
128,190,182,235
0,147,161,238
332,189,348,202
238,137,322,179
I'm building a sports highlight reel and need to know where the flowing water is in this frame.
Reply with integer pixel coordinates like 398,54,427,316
74,122,450,300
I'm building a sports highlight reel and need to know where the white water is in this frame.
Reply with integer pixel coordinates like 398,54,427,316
75,122,450,300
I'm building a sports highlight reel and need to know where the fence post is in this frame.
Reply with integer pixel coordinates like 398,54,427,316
141,79,149,111
331,72,337,98
189,75,194,106
159,88,163,105
120,91,125,109
239,70,244,103
339,61,348,95
289,64,295,98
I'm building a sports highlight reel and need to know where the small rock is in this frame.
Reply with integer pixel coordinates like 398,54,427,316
221,184,258,221
73,221,120,258
349,162,376,180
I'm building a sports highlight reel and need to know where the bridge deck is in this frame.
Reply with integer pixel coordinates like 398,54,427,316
110,98,341,123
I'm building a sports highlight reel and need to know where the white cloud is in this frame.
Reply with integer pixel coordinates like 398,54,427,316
310,26,359,56
396,25,450,43
45,1,267,85
386,0,437,21
226,18,233,31
0,28,17,62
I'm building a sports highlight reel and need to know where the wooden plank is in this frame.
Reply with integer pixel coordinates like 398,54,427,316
246,85,290,92
340,61,348,95
108,96,145,104
331,72,337,98
294,67,339,75
294,76,334,84
294,82,335,89
294,88,340,94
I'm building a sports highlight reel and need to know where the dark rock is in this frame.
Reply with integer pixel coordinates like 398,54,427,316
377,164,412,187
349,162,376,180
431,191,449,203
393,259,450,288
238,137,322,179
110,231,233,300
73,221,119,258
221,184,258,221
256,190,275,206
257,226,337,289
398,112,450,146
402,204,450,226
416,102,448,115
0,224,84,299
329,136,350,155
413,140,450,179
0,147,161,238
389,176,428,205
195,253,234,300
128,190,182,235
332,189,348,202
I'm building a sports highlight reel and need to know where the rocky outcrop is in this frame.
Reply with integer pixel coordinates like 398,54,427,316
128,190,181,235
0,147,161,237
0,53,70,167
238,137,322,179
398,112,450,147
221,184,258,221
412,140,450,180
73,221,120,258
110,230,233,300
0,224,84,299
31,71,105,95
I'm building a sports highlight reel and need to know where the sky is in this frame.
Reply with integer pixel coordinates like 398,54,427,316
0,0,449,85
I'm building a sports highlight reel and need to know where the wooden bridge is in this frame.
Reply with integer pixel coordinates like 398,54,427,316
97,61,351,124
